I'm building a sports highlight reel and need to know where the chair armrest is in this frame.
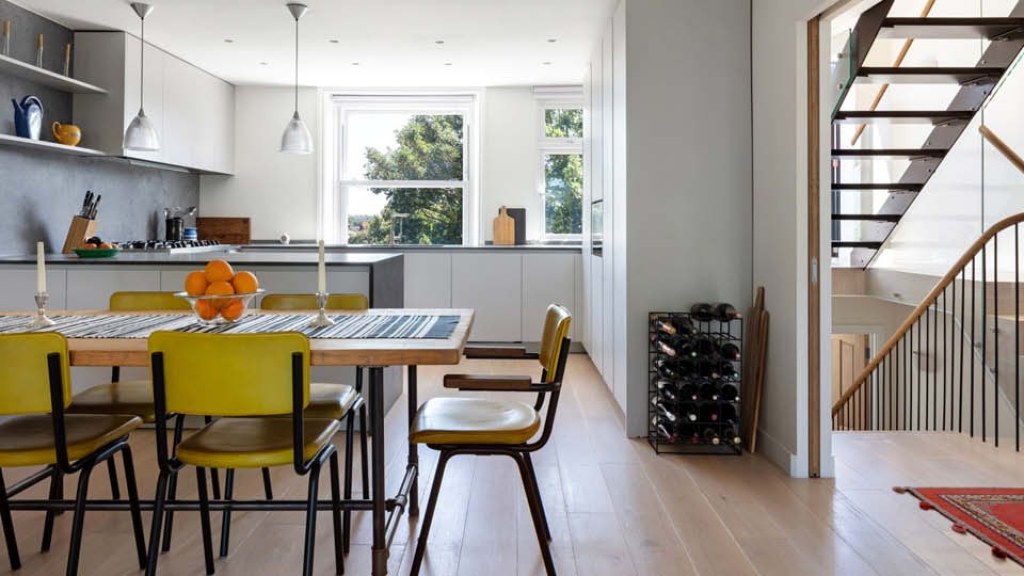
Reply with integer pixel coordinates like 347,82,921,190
463,344,540,360
443,373,534,391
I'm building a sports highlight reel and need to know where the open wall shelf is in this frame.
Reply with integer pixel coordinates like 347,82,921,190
0,53,107,94
0,133,105,157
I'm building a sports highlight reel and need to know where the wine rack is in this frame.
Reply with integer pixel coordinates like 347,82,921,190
648,310,743,455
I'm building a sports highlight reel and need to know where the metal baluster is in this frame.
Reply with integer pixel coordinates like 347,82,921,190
942,289,947,431
983,245,988,443
933,299,938,431
971,257,977,438
995,235,1000,448
905,332,910,430
926,309,931,431
1016,223,1020,452
959,266,966,434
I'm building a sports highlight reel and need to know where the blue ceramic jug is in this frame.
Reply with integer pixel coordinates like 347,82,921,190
12,96,44,140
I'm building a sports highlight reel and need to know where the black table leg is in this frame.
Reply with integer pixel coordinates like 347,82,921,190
370,366,388,575
407,365,419,517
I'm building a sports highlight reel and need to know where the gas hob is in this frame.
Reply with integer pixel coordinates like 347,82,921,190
119,240,232,254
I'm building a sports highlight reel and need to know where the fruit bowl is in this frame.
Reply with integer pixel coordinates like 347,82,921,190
175,290,264,325
74,247,119,259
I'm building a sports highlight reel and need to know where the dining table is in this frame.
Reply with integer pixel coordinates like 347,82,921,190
0,307,475,576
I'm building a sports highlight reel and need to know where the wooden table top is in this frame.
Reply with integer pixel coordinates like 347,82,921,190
8,309,475,368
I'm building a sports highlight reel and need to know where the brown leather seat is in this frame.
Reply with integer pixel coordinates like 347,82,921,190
411,397,541,445
0,414,142,467
175,417,341,469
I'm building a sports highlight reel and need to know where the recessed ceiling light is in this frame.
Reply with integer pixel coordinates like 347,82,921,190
259,61,268,66
329,39,339,44
542,61,552,66
547,38,557,43
444,62,453,66
351,62,360,66
434,40,445,45
224,39,234,43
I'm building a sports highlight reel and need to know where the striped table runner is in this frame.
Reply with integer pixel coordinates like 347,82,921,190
0,313,459,340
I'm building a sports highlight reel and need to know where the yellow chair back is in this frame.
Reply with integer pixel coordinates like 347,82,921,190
0,333,71,415
148,332,310,417
110,291,192,312
261,293,369,311
538,304,572,383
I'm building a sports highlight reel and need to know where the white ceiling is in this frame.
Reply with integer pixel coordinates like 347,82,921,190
14,0,617,87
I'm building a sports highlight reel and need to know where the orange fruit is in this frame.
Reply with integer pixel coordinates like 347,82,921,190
232,271,259,294
184,270,209,296
221,299,245,321
204,281,235,309
195,299,218,321
204,259,235,283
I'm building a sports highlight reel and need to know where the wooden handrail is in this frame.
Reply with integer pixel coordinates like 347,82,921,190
849,0,936,146
832,210,1024,416
980,125,1024,175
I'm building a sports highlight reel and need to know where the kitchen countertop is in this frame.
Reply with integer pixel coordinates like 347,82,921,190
247,243,583,252
0,251,403,266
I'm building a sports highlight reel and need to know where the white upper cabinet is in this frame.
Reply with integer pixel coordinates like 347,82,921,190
72,32,235,175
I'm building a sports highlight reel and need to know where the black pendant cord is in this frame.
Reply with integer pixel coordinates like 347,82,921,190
294,15,299,114
140,15,145,110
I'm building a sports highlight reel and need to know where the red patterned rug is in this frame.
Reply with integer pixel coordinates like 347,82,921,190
900,487,1024,566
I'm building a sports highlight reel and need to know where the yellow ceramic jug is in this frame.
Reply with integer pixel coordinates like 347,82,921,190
52,121,81,147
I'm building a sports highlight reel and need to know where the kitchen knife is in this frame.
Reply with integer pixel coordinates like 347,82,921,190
89,194,101,219
80,191,92,218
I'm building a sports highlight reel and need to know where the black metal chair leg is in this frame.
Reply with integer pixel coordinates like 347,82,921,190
410,451,452,576
342,406,356,554
512,454,555,575
302,461,324,576
219,469,235,557
329,451,344,575
196,467,216,575
261,468,274,500
522,453,551,542
356,369,370,501
106,457,121,500
161,415,186,553
121,446,148,570
0,469,22,571
65,461,96,576
41,467,62,552
145,470,170,576
204,417,222,501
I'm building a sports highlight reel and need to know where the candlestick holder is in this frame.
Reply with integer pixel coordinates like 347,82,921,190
28,292,56,329
308,291,335,328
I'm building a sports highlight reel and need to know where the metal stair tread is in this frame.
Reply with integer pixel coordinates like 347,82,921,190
833,110,975,125
832,148,948,159
878,17,1024,40
831,214,902,222
856,66,1005,84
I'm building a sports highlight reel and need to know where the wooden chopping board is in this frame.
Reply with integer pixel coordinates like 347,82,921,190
197,217,251,245
493,207,515,246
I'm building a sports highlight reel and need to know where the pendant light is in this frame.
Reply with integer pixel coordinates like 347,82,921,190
124,2,159,151
281,3,313,154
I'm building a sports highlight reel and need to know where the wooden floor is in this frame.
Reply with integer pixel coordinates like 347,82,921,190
2,355,1024,575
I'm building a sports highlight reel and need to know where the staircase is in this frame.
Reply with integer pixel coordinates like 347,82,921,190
830,0,1024,268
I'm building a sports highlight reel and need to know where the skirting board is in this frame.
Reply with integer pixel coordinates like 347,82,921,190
756,427,804,477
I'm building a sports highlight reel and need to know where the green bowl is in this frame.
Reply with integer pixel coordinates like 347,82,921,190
73,248,119,258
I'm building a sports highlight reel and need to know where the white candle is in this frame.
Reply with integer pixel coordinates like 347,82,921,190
317,240,327,294
36,241,46,293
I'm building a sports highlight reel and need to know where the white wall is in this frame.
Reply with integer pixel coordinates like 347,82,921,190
200,85,554,243
199,87,321,240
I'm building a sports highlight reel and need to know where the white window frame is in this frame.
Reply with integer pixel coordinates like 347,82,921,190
321,93,479,245
535,88,584,240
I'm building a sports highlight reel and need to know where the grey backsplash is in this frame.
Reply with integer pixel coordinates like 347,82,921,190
0,0,199,255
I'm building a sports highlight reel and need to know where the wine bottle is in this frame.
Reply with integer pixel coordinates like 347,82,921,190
679,402,699,422
719,383,740,402
702,427,721,445
695,358,717,378
716,340,741,361
677,382,699,401
652,317,677,335
693,335,716,357
722,426,742,446
699,404,720,422
678,423,700,444
714,303,741,322
698,380,719,401
655,339,678,357
653,358,678,379
651,416,677,443
654,379,679,401
717,360,738,381
690,303,715,322
673,356,697,377
672,315,699,336
720,403,739,422
652,401,678,422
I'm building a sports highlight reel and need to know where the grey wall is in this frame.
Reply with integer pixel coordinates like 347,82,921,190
0,0,199,254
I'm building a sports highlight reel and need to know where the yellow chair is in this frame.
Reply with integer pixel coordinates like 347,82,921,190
409,304,572,575
0,333,146,575
146,332,343,576
260,292,369,552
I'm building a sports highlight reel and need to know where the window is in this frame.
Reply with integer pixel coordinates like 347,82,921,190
325,95,476,245
538,100,583,237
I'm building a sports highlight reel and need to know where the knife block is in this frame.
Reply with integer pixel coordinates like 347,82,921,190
62,216,98,254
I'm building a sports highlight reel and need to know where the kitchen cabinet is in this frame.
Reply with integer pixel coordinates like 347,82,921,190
522,253,577,341
73,32,235,175
403,253,452,308
0,267,67,312
65,268,161,310
451,253,522,342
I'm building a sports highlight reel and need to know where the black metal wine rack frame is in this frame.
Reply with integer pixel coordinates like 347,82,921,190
648,311,743,455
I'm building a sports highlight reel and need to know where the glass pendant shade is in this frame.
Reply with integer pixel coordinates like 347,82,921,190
281,111,313,154
124,108,160,151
